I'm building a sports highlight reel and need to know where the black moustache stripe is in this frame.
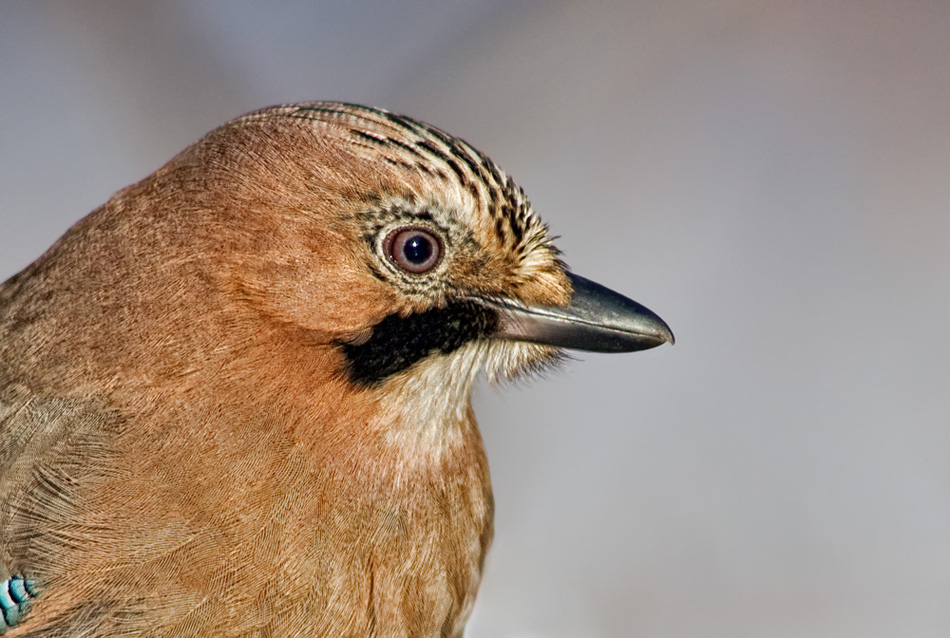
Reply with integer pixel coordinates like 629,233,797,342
340,301,500,387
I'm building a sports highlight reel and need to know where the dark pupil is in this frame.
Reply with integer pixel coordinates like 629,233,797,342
403,234,433,264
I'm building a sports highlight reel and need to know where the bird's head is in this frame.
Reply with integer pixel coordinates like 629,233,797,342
189,104,672,393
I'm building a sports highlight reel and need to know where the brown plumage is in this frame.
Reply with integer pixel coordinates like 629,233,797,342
0,103,672,637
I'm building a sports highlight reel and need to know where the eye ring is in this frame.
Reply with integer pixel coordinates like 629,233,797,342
383,226,444,274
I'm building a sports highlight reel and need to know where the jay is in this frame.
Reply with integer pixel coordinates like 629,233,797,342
0,103,672,637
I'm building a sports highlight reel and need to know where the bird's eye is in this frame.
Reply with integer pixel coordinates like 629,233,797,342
384,227,443,274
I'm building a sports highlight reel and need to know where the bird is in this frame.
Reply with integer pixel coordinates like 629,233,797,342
0,102,672,638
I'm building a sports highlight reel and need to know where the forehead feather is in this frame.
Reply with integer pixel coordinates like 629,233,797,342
235,102,550,257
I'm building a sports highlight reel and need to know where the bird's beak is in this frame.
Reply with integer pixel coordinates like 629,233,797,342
482,272,674,353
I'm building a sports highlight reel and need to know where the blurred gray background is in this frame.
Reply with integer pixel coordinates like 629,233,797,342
2,1,949,636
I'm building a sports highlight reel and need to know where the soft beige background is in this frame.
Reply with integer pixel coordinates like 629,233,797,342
3,2,950,636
